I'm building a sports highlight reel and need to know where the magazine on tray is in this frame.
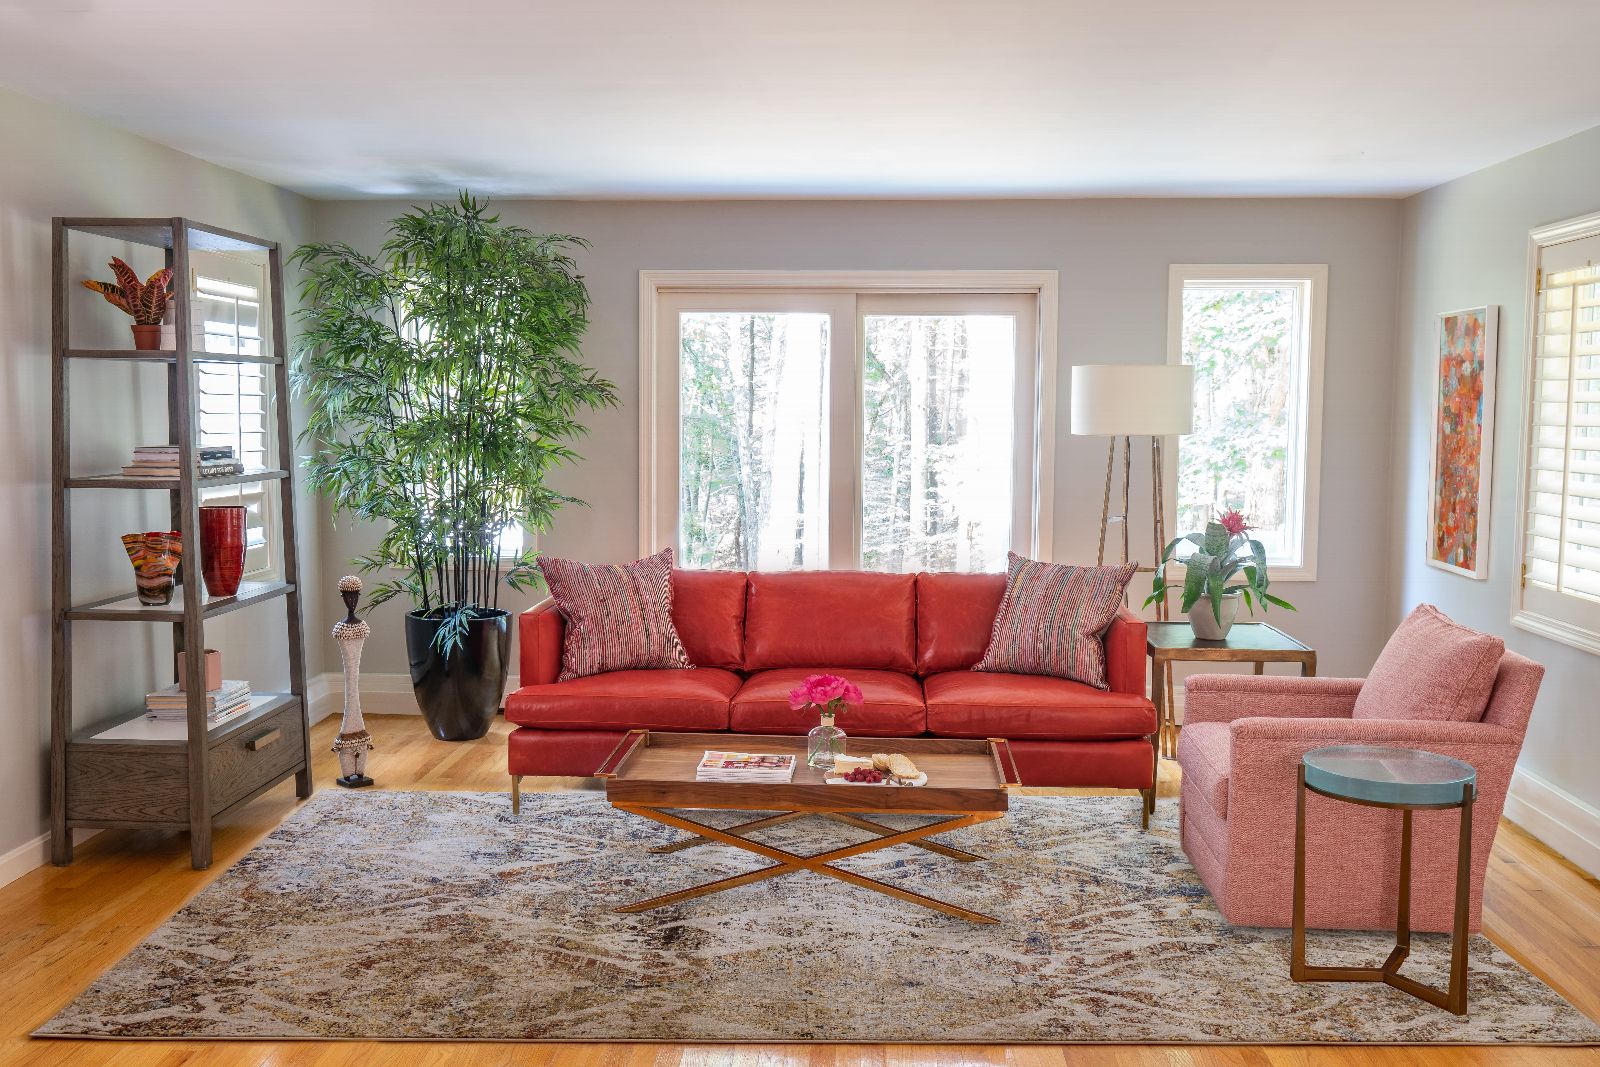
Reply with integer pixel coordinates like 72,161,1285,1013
695,749,798,783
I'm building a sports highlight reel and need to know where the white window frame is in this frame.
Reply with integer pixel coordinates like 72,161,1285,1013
1511,211,1600,657
1165,264,1327,582
639,270,1058,568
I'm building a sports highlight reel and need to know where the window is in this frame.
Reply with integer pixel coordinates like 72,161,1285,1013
192,256,274,577
1167,265,1326,580
1516,218,1600,654
644,272,1056,572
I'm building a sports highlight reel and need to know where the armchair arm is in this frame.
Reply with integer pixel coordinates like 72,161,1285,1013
518,598,565,687
1231,715,1521,749
1184,674,1364,725
1104,606,1147,697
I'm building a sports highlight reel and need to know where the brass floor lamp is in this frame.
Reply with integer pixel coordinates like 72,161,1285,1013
1069,364,1194,622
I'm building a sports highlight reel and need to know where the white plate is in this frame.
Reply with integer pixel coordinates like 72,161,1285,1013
824,772,928,787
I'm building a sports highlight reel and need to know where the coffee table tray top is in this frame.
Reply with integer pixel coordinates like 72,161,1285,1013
597,730,1018,814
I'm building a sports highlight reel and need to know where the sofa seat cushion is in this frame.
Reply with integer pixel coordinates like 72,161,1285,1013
505,667,740,732
1175,720,1230,819
923,671,1156,741
731,669,926,736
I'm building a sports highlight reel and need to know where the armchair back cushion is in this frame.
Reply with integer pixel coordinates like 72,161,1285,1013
915,572,1008,674
743,571,918,672
1352,604,1504,723
671,569,748,670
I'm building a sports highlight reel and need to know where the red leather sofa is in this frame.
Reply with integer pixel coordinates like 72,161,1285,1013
506,570,1158,822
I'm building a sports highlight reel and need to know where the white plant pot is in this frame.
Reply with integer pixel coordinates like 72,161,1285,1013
1188,593,1240,640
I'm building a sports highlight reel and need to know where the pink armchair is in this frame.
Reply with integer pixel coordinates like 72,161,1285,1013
1175,650,1543,933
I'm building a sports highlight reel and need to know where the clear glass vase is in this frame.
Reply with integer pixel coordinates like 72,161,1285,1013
807,710,847,771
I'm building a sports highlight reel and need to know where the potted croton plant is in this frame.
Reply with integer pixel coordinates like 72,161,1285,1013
1145,509,1294,640
291,194,617,741
82,257,173,350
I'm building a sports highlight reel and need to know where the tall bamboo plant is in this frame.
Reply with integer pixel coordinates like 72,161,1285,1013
290,194,617,653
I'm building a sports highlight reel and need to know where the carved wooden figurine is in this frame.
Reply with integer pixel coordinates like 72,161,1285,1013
331,575,375,787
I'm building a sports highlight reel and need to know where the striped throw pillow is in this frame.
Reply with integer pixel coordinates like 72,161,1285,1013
973,553,1137,689
537,548,693,681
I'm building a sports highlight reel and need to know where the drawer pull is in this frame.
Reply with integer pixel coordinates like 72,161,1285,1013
246,728,282,752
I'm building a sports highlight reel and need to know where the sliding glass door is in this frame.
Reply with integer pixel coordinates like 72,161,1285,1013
653,284,1042,573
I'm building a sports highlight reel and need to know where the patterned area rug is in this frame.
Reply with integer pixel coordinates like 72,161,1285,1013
38,790,1600,1044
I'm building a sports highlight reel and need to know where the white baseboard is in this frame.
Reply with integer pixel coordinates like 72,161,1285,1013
309,672,522,722
0,828,100,891
1504,768,1600,879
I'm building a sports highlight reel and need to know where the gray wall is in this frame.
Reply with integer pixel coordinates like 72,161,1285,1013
0,87,323,865
311,197,1404,682
1395,125,1600,815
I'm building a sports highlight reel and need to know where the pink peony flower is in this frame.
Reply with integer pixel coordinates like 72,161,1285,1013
1217,509,1252,537
789,673,865,711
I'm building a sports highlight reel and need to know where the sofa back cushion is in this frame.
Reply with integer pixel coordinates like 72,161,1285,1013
672,569,748,670
916,572,1007,674
1353,603,1505,722
744,571,917,672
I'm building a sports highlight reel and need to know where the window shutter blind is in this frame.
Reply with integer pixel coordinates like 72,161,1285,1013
1524,235,1600,634
195,274,273,573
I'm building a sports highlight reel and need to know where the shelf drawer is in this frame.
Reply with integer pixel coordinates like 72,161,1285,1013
65,745,189,824
209,704,304,813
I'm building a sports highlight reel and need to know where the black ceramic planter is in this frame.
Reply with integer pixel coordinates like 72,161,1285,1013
405,608,512,741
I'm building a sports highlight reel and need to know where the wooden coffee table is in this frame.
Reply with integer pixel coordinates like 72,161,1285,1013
596,730,1019,924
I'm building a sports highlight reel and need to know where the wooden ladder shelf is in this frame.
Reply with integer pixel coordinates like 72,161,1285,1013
50,217,311,870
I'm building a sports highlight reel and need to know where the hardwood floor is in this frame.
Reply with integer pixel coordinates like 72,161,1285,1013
2,713,1596,1066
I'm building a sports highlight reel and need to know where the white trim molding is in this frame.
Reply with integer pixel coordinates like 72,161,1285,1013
1509,212,1600,656
638,269,1060,566
1504,767,1600,879
0,829,100,891
1165,264,1328,582
309,671,522,720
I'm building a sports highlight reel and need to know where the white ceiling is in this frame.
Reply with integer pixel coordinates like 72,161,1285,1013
3,0,1598,200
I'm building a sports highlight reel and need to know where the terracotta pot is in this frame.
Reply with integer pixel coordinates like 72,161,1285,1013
198,505,247,597
130,323,162,350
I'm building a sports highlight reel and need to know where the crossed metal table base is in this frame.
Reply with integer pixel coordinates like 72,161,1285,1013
614,805,1002,924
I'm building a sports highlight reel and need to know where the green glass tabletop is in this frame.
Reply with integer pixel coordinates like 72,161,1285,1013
1302,745,1476,807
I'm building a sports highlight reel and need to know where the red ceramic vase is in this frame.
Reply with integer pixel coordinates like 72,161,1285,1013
198,505,247,597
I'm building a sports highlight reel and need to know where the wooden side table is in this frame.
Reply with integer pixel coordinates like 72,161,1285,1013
1147,621,1316,758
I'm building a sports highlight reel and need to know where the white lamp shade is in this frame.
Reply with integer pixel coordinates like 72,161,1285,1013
1070,364,1194,436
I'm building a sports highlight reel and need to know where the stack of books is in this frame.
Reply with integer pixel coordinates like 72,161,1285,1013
695,750,798,783
145,679,252,726
120,445,244,479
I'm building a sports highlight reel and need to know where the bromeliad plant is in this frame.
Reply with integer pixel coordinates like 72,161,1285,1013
1144,509,1296,623
290,193,618,655
82,257,173,324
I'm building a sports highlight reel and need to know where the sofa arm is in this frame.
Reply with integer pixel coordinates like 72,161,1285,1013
1184,675,1364,725
1104,606,1147,697
519,599,564,687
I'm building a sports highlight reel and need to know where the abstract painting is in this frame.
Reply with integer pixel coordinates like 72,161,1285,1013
1428,306,1499,578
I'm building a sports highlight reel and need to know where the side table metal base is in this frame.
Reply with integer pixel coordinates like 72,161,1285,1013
1291,765,1475,1015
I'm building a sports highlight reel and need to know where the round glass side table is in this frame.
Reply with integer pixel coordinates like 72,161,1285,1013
1292,744,1477,1015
